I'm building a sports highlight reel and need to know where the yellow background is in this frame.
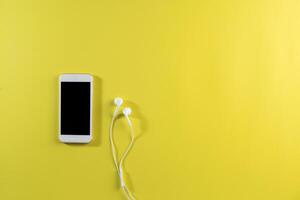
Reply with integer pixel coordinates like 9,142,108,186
0,0,300,199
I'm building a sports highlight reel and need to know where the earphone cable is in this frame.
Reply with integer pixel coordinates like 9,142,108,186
119,115,136,200
109,105,136,200
109,106,120,172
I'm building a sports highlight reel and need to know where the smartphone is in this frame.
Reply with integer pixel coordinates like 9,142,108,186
59,74,93,143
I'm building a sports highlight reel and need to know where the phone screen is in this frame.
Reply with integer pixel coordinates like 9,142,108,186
60,82,91,135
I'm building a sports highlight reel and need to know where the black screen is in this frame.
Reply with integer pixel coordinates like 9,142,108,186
60,82,91,135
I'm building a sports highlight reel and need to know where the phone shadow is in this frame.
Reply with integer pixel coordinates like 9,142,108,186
90,75,102,146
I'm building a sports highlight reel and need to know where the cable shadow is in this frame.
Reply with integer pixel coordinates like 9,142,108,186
124,100,148,141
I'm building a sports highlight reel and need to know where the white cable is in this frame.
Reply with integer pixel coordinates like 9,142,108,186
119,114,135,200
109,105,121,172
109,103,136,200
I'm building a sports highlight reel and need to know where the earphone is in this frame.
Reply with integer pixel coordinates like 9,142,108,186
109,97,136,200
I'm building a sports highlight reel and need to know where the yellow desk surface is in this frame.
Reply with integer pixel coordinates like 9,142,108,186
0,0,299,199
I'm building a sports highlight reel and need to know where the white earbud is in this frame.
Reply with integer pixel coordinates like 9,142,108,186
114,97,123,107
123,107,132,116
123,107,132,126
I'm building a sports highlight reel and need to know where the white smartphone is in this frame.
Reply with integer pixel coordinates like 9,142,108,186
58,74,93,143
